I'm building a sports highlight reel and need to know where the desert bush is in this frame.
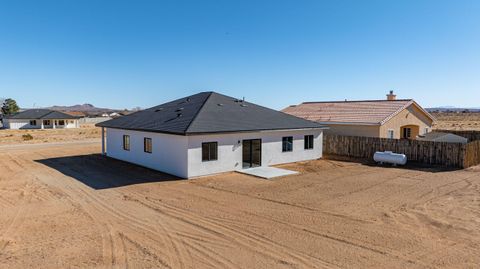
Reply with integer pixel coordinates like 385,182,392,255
22,134,33,141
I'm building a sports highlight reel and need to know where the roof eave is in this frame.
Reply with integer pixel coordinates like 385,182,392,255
99,126,328,136
317,121,381,126
185,126,328,135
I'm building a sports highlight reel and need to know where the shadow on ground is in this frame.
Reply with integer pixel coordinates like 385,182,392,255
35,154,181,190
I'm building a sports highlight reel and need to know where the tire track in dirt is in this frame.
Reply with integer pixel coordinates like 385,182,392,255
30,152,193,268
189,183,371,224
17,152,122,269
35,148,307,268
0,154,37,252
137,180,433,267
126,194,335,269
31,149,233,268
156,213,193,269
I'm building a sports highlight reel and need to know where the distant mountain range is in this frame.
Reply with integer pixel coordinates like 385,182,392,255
46,103,119,113
427,106,480,112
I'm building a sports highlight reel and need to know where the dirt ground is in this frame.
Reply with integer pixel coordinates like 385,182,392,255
432,112,480,130
0,124,100,145
0,141,479,269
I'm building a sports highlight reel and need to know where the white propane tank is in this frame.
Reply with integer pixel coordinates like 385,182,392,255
373,151,407,166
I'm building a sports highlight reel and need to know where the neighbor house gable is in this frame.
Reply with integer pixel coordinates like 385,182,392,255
380,101,435,126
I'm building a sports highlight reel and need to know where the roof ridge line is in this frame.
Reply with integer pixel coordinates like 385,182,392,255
42,111,55,119
184,92,214,134
302,99,413,104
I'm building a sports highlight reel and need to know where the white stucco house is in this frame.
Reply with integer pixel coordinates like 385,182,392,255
3,109,80,129
97,92,327,178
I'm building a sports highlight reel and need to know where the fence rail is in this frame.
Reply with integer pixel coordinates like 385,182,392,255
323,134,480,168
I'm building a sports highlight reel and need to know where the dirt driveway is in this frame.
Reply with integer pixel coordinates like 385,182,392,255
0,141,479,268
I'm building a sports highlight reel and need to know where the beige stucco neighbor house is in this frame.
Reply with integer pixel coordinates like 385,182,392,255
282,91,436,139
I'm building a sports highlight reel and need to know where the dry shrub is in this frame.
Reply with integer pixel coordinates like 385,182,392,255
22,134,33,141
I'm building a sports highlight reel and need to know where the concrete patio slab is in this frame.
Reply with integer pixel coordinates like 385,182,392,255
238,166,299,179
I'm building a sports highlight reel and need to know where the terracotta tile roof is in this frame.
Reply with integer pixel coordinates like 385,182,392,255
282,99,425,125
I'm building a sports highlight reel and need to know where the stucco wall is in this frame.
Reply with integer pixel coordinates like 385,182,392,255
106,128,189,178
321,104,433,139
186,129,323,178
323,124,380,137
106,128,323,179
3,119,79,129
3,119,40,129
4,119,25,129
380,104,433,139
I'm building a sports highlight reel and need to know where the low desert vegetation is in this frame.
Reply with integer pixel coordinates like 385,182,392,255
0,124,101,145
432,112,480,130
21,133,33,141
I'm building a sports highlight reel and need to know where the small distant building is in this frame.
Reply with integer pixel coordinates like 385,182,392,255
97,92,326,178
282,91,436,139
418,132,468,144
3,109,80,129
109,112,120,117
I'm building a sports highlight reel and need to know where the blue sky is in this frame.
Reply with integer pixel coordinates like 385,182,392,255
0,0,479,110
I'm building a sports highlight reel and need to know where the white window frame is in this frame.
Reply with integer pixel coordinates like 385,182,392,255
387,129,394,139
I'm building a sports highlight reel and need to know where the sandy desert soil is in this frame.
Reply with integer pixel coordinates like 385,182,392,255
0,141,479,268
0,124,101,145
432,112,480,130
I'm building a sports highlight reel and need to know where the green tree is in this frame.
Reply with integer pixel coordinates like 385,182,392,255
1,98,20,115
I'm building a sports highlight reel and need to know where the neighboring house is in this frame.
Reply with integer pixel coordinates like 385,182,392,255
3,109,80,129
97,92,326,178
282,91,435,139
63,111,87,118
418,132,468,144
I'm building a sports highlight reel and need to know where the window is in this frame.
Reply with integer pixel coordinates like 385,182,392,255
144,138,152,153
58,120,65,125
123,135,130,151
29,120,37,126
282,136,293,152
202,142,218,161
387,129,394,139
304,135,314,150
403,128,412,139
424,127,430,134
44,120,51,126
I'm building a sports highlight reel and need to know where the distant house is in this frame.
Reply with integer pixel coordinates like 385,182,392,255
3,109,80,129
96,92,326,178
418,132,468,144
63,111,86,118
282,91,436,139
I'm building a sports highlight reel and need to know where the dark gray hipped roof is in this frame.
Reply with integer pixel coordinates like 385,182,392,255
6,109,79,120
97,92,326,135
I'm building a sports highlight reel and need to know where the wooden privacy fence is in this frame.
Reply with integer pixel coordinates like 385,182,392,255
464,140,480,168
323,134,480,168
